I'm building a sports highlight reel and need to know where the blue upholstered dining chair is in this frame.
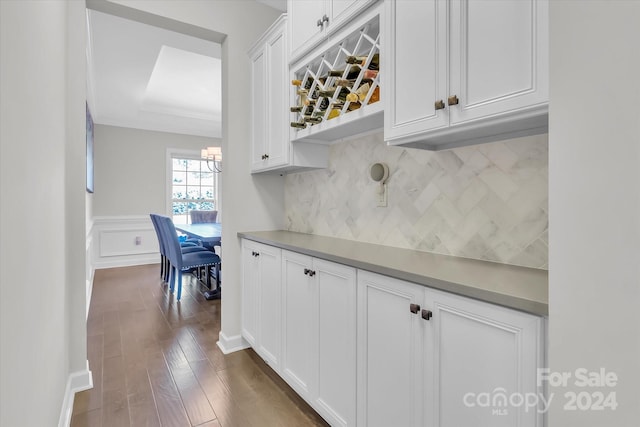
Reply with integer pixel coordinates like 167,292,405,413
150,214,210,283
150,214,169,280
157,215,221,301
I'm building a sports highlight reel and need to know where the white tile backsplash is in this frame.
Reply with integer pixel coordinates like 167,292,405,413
285,131,549,269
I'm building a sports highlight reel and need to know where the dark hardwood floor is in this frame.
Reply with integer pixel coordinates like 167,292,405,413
71,264,329,427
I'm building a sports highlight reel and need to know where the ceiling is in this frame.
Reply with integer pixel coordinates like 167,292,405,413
86,9,222,138
86,1,287,139
256,0,287,12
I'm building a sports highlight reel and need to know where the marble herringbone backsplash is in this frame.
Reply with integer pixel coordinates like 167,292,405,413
285,131,548,269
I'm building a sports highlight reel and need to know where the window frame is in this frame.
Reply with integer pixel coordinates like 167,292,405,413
166,148,221,223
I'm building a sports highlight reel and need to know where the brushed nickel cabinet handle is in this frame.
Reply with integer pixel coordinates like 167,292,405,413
434,100,445,110
422,309,433,321
409,303,420,314
447,95,459,106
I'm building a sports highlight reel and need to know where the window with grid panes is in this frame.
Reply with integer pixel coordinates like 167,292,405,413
171,157,218,224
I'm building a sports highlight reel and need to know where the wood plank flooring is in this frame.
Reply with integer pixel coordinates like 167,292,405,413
72,264,329,427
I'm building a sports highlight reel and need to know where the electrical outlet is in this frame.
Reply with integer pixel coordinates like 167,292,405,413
377,183,388,207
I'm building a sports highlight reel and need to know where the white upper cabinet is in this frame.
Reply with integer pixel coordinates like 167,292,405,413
384,0,549,150
289,4,383,144
249,14,329,174
289,0,377,62
383,0,448,141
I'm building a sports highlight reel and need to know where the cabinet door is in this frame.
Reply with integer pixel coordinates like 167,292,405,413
241,240,259,346
264,26,289,169
357,271,425,427
314,259,357,427
329,0,375,32
250,49,266,170
281,250,315,398
289,0,326,59
449,0,549,125
383,0,448,141
423,288,544,427
255,243,282,369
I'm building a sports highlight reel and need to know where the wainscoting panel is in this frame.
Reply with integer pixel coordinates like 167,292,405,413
92,216,159,269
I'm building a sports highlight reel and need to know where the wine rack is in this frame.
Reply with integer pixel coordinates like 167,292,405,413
290,9,382,143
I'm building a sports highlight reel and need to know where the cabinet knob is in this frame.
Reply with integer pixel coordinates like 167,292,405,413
309,270,316,277
447,95,459,106
317,18,323,27
264,153,269,159
252,251,259,257
409,303,420,314
422,309,433,321
304,268,310,275
434,100,445,110
322,14,329,24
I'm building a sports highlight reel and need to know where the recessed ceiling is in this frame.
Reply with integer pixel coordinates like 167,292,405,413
255,0,287,12
86,9,222,138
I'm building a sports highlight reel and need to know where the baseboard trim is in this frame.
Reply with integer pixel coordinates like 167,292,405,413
93,254,159,270
58,361,93,427
217,332,250,354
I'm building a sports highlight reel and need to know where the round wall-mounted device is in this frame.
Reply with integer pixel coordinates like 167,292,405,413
370,162,389,184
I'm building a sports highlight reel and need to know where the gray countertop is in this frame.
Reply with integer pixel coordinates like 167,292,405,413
238,230,548,316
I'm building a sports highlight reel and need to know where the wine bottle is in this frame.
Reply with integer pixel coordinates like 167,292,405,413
297,88,308,106
363,69,378,80
328,65,361,79
346,53,379,70
318,97,330,110
291,79,302,86
353,82,371,102
304,116,322,124
290,106,303,113
368,86,380,104
335,77,374,87
290,121,307,129
328,109,340,120
318,89,336,98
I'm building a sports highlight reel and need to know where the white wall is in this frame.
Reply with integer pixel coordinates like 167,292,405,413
549,1,640,425
0,1,88,425
93,124,219,216
100,0,284,349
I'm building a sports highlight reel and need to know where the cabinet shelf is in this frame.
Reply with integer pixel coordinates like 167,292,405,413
290,7,382,144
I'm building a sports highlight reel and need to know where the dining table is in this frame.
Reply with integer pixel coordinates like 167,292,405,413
174,222,222,245
174,222,222,300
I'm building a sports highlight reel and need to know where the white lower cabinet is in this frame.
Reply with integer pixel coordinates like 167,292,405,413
423,287,544,427
357,271,425,427
241,240,281,369
241,240,545,427
282,250,357,427
357,270,545,427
